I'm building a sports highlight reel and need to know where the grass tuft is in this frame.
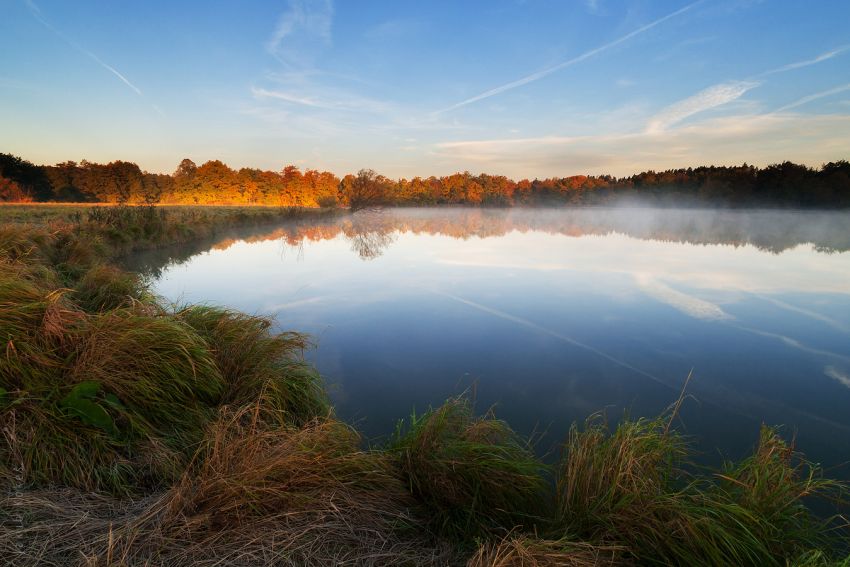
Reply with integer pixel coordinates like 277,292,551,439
74,264,149,311
556,415,850,566
177,305,329,426
69,309,225,444
389,396,548,540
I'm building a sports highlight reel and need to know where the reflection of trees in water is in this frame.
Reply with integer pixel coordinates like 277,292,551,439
348,230,396,260
342,211,398,260
131,208,850,273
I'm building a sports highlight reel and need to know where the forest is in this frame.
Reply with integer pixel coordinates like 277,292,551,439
1,152,849,208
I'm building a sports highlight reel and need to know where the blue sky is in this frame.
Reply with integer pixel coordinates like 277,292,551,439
2,0,849,177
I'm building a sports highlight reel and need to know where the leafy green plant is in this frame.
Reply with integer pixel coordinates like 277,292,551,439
60,381,116,434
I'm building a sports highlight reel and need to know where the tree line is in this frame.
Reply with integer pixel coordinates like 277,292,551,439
1,152,848,208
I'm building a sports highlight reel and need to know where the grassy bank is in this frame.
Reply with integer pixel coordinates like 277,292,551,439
0,203,339,254
1,207,848,565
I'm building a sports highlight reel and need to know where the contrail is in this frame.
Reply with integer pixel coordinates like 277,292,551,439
80,48,142,95
24,0,143,97
760,45,849,77
433,290,675,390
773,83,850,113
436,1,702,114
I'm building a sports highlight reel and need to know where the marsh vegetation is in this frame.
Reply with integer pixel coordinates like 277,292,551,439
0,205,848,565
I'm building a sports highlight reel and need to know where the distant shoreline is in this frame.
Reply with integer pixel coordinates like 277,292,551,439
3,152,849,209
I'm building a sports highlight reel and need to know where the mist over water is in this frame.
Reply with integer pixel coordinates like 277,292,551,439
148,207,850,473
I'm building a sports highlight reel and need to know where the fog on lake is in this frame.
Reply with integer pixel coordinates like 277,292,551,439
144,207,850,472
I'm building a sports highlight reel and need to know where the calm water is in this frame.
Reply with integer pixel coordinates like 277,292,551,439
145,208,850,471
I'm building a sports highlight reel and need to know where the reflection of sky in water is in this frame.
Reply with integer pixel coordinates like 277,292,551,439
153,210,850,473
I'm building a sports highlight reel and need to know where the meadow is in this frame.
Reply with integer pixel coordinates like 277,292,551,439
1,204,849,566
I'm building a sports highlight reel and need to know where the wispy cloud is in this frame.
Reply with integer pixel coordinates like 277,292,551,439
436,1,702,114
266,0,333,67
761,45,849,76
24,0,143,97
432,113,850,177
251,86,391,114
645,45,850,132
584,0,601,14
774,83,850,113
433,40,850,176
252,87,328,109
363,19,421,40
646,81,759,133
253,0,408,136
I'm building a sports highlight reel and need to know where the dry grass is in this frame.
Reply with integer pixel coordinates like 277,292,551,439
467,534,626,567
0,406,459,566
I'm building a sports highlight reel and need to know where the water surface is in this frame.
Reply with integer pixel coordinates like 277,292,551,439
147,208,850,471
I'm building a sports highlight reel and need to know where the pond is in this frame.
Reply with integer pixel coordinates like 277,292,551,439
145,207,850,472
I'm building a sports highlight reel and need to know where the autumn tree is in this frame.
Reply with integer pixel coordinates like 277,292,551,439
342,169,391,211
0,176,31,202
0,153,53,200
170,158,198,203
107,161,144,204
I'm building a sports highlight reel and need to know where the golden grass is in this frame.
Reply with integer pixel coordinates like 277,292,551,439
0,406,459,566
467,534,626,567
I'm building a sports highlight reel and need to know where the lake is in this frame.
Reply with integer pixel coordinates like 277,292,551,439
144,207,850,472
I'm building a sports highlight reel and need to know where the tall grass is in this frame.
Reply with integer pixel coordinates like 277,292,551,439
74,265,148,311
712,426,850,561
389,396,549,540
1,223,331,494
68,310,224,449
556,414,849,565
0,266,72,391
176,305,329,426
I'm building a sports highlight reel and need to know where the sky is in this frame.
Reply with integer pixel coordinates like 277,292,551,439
2,0,849,178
